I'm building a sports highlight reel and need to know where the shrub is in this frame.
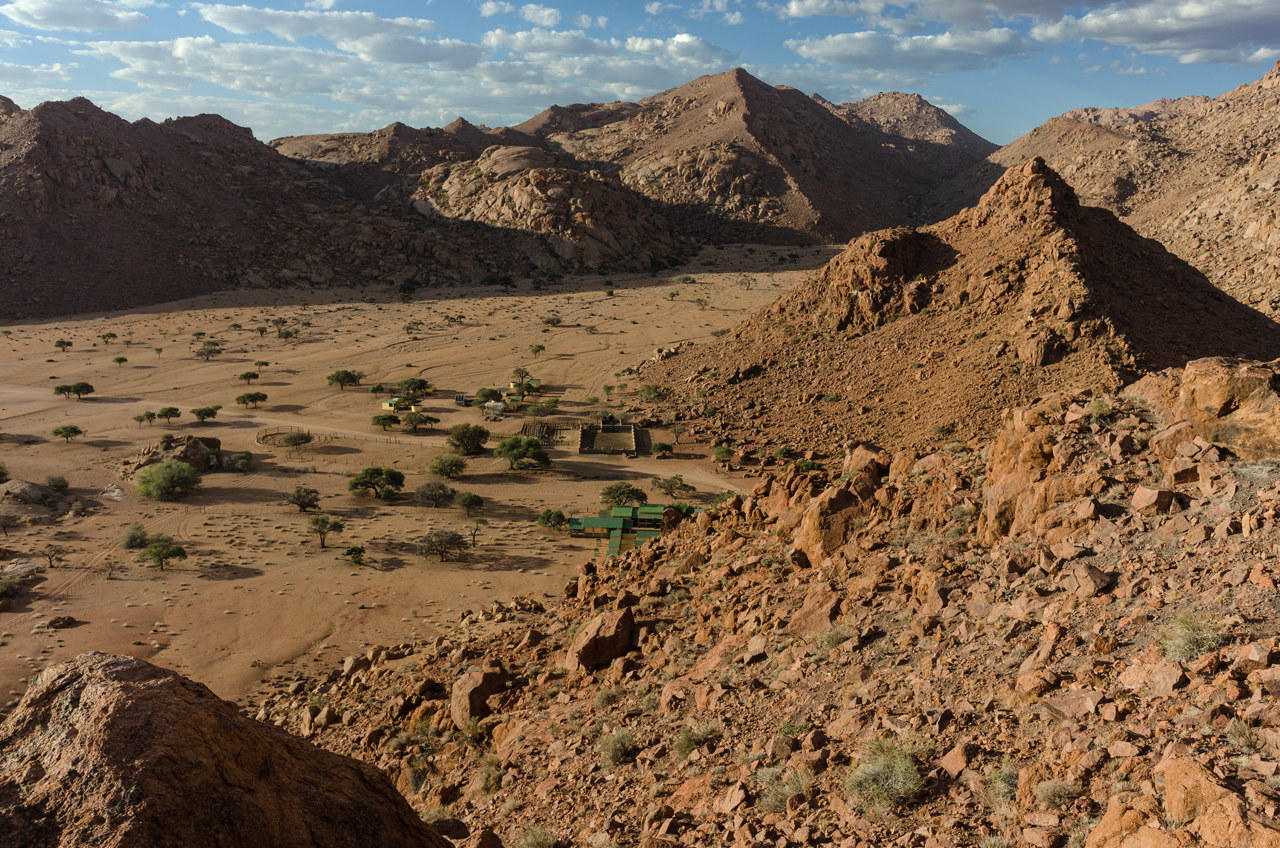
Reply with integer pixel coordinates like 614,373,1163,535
343,545,366,566
600,482,647,507
672,722,722,760
454,491,484,516
1160,612,1222,662
537,509,567,529
598,728,635,768
758,767,814,814
479,754,505,793
283,486,321,512
136,460,202,500
45,474,69,492
221,450,253,473
122,523,149,549
593,686,623,710
713,445,735,462
844,737,923,808
428,453,467,480
987,759,1020,806
1034,779,1081,809
512,826,556,848
415,481,456,507
794,459,823,472
0,575,24,599
816,623,853,651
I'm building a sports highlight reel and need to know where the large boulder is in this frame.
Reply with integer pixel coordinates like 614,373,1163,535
0,653,450,848
564,607,635,672
1125,358,1280,461
450,668,508,729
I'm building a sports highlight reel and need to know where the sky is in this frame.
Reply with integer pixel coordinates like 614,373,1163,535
0,1,1277,144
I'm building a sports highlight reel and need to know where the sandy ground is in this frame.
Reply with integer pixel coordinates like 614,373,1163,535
0,244,829,709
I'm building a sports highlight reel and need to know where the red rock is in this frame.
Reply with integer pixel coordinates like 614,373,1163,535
1131,487,1174,516
787,583,842,637
451,669,507,729
564,607,635,671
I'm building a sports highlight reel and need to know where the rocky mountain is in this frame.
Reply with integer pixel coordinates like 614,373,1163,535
637,158,1280,457
925,61,1280,313
0,652,451,848
0,97,684,320
275,68,996,245
235,355,1280,848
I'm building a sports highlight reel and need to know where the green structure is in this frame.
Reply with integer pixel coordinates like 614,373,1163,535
569,503,673,555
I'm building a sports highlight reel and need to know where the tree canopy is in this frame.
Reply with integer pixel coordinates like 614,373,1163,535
348,466,405,499
418,529,468,562
600,482,648,507
326,369,361,390
447,423,490,455
493,436,550,470
282,486,321,512
136,460,202,500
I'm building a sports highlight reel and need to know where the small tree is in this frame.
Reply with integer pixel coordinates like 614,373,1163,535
54,385,73,400
142,411,156,426
600,482,647,507
402,411,438,433
428,453,467,479
348,467,405,499
472,388,503,408
530,344,545,359
190,406,221,424
454,491,484,516
371,413,401,431
100,332,117,344
537,509,567,530
283,486,321,512
368,383,385,396
541,315,562,327
52,425,83,443
0,511,19,537
650,442,674,457
512,366,531,382
493,436,550,470
157,407,180,424
45,474,69,493
418,529,468,562
236,392,267,408
280,431,313,456
221,451,253,473
652,474,695,499
69,382,95,399
154,347,163,358
239,371,260,385
713,445,735,463
343,545,366,566
136,460,202,500
671,424,688,444
39,544,69,568
255,327,267,337
195,341,223,361
468,518,488,548
414,481,456,507
398,377,430,395
326,369,360,390
112,356,128,367
54,339,71,352
307,515,345,548
254,360,269,370
144,534,187,571
447,423,491,455
639,384,662,402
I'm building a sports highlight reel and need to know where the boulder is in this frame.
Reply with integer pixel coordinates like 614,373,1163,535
564,607,635,672
788,584,842,637
450,669,508,729
0,653,451,848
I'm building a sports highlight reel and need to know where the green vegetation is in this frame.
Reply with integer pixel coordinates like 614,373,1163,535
190,405,221,424
418,529,468,562
236,392,267,408
136,460,202,500
122,523,149,549
447,423,490,455
325,369,361,390
51,424,83,443
45,474,69,492
239,371,260,385
844,738,923,808
143,534,186,571
987,759,1020,806
598,728,635,768
371,413,401,431
673,722,722,760
348,467,405,499
307,515,345,548
652,474,693,499
402,411,437,433
428,453,467,480
156,407,180,423
494,436,550,470
343,545,366,566
537,509,567,529
414,481,456,507
1034,779,1082,809
283,486,321,512
600,482,647,507
454,491,483,516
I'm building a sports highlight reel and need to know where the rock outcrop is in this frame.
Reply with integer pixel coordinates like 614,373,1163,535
0,652,451,848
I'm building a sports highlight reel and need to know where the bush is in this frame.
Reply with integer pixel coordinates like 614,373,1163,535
672,722,722,760
428,453,467,480
479,754,505,794
221,450,253,473
758,767,814,814
600,482,647,507
136,460,202,501
844,738,923,808
414,481,456,507
987,759,1020,806
446,423,490,455
1160,612,1222,662
0,575,24,599
122,523,149,549
1034,779,1081,809
598,728,635,768
512,826,556,848
45,474,69,492
537,509,567,529
816,623,853,651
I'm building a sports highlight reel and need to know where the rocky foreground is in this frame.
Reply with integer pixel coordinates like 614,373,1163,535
6,355,1280,848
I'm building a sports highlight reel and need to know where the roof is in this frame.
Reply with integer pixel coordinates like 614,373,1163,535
582,517,626,529
636,505,665,516
610,506,634,518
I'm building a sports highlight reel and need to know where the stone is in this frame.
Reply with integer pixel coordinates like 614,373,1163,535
459,829,506,848
787,583,842,637
450,669,508,729
1164,757,1231,824
1042,689,1104,720
717,781,749,814
1131,487,1174,516
0,653,452,848
936,743,969,779
1147,661,1189,697
565,607,635,671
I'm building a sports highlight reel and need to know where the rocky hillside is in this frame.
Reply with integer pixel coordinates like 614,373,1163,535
636,158,1280,458
0,98,682,320
236,355,1280,848
926,61,1280,313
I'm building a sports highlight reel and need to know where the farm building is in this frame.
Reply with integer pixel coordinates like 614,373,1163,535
569,504,679,556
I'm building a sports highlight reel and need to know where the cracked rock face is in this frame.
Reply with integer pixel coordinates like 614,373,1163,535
0,652,451,848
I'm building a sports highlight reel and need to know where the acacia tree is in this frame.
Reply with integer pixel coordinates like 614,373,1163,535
371,413,401,431
236,392,267,408
398,377,430,395
652,474,695,499
600,482,647,507
307,515,345,548
414,481,455,507
417,529,467,562
0,511,19,537
54,340,71,352
190,406,221,424
113,356,128,367
428,453,466,479
195,341,223,361
69,382,95,399
454,491,483,516
493,436,550,470
156,407,181,424
402,411,438,433
144,534,186,571
326,369,361,390
348,467,404,499
282,486,321,512
239,371,260,385
447,423,490,455
52,425,83,443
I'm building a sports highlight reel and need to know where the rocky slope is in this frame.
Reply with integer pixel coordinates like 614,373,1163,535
240,355,1280,848
0,652,451,848
926,61,1280,312
636,158,1280,458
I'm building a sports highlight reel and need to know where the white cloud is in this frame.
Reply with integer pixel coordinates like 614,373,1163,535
573,14,607,28
0,59,72,83
520,4,560,26
787,28,1034,74
193,5,435,42
777,0,1078,29
644,2,677,13
483,27,618,55
936,101,974,117
0,0,151,31
724,12,746,24
1030,0,1280,65
0,27,25,45
624,32,739,64
689,0,729,20
304,0,340,8
479,1,514,16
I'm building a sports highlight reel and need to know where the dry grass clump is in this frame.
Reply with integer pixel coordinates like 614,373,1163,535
987,759,1020,806
598,728,635,768
672,721,723,760
479,754,504,793
1159,612,1221,663
511,826,556,848
844,737,923,808
1035,779,1082,809
756,767,815,813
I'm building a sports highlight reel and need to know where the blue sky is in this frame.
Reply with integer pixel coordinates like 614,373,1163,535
0,0,1277,143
